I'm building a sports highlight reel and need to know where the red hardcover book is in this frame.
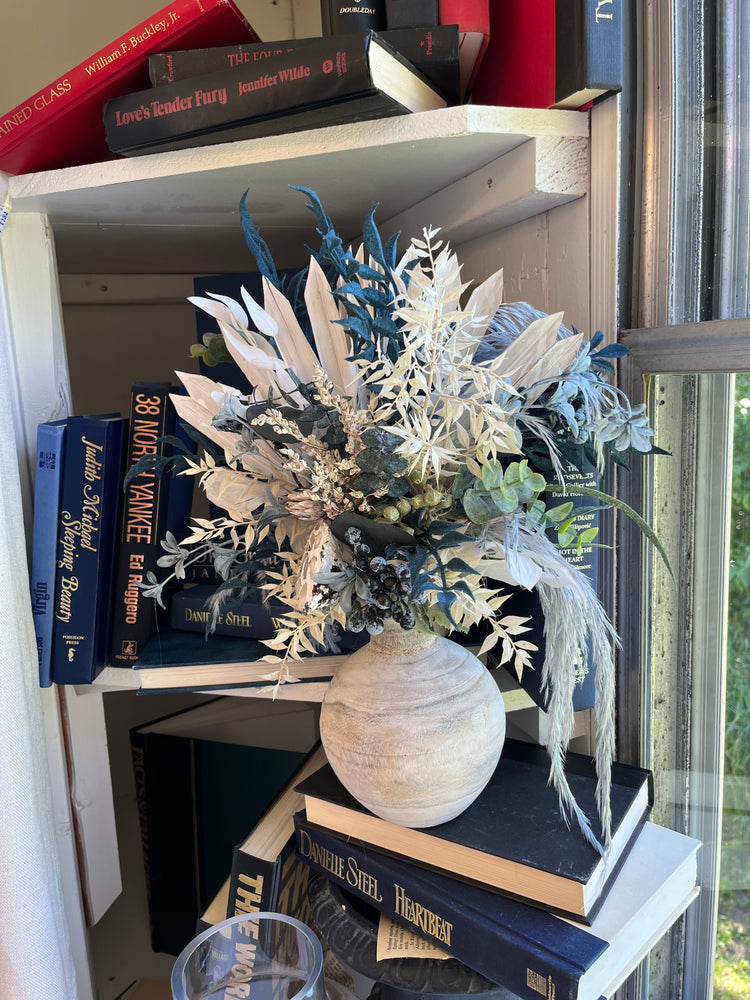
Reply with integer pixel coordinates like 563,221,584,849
0,0,260,176
470,1,556,108
438,0,489,98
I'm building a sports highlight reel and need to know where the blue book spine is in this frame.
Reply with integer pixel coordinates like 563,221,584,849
294,815,608,1000
110,383,193,666
51,415,127,684
554,0,622,107
29,419,69,687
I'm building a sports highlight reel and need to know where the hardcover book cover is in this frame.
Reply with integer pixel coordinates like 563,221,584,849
29,419,68,687
295,817,700,1000
131,627,348,696
131,698,319,955
0,0,260,175
110,382,192,666
297,739,653,922
385,0,439,29
483,459,601,712
224,746,329,927
149,26,461,105
470,1,556,108
50,414,128,685
554,0,622,109
438,0,490,98
103,31,446,157
321,0,387,35
169,584,287,639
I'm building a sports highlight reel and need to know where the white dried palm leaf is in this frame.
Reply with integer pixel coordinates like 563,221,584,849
490,312,565,387
221,326,299,399
202,466,268,517
457,267,505,359
262,276,321,384
521,333,584,403
188,293,248,330
303,255,364,407
169,390,239,459
175,371,241,411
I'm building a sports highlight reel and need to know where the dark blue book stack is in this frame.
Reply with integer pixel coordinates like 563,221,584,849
295,815,699,1000
294,742,700,1000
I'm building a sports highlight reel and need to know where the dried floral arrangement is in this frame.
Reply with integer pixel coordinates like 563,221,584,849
137,187,666,849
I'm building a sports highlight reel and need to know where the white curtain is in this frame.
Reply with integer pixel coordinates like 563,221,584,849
0,242,79,997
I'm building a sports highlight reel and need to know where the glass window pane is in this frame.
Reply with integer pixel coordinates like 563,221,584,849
716,374,750,997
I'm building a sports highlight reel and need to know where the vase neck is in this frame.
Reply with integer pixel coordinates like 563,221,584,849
367,619,437,655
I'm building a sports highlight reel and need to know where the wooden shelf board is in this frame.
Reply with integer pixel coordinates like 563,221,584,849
7,105,588,272
83,642,538,713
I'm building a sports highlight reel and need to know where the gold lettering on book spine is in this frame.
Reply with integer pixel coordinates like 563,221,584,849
393,884,453,946
526,969,555,999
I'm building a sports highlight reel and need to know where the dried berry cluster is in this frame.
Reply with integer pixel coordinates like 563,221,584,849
345,527,415,634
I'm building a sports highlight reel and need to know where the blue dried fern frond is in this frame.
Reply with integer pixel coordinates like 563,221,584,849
239,188,280,288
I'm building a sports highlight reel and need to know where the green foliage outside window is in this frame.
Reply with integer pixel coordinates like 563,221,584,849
715,373,750,999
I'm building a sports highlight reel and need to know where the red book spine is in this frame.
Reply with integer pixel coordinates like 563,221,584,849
470,1,556,109
439,0,489,33
0,0,259,174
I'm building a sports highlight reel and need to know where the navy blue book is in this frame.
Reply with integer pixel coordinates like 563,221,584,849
554,0,622,109
296,739,653,922
110,382,193,666
295,817,700,1000
50,414,128,684
29,419,68,687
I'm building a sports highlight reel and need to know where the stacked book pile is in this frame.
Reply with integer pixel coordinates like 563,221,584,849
0,0,461,175
171,734,701,998
291,742,700,1000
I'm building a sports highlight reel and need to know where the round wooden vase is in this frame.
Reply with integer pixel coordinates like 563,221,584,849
319,620,506,828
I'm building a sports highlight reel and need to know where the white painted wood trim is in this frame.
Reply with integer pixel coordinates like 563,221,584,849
382,135,588,246
39,687,97,1000
59,686,123,925
2,209,119,976
590,95,621,343
8,106,588,208
621,317,750,372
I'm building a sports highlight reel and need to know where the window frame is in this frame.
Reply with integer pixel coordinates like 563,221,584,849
615,320,750,998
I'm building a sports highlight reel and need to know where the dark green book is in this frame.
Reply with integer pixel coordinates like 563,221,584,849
131,697,319,955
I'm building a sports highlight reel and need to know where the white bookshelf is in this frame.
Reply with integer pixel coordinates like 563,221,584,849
1,99,616,999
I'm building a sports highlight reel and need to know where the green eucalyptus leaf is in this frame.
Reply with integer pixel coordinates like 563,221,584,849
480,461,505,491
546,482,674,580
545,501,575,524
462,489,497,524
